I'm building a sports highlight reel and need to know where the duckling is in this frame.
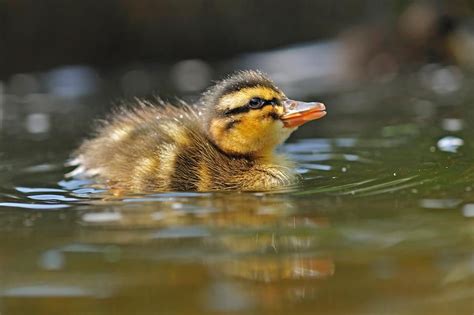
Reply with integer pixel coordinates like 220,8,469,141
68,70,326,192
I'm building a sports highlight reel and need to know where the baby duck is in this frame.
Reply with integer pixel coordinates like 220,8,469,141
69,70,326,192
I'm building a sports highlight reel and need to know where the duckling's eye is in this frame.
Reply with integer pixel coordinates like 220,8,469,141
248,97,264,109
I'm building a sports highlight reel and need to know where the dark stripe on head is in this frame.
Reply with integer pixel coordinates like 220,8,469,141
200,70,280,113
222,99,281,117
223,106,250,116
219,76,277,98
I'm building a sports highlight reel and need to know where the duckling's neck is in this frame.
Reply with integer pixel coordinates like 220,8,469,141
205,134,267,159
255,150,289,165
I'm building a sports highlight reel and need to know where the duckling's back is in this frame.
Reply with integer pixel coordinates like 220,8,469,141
70,100,265,192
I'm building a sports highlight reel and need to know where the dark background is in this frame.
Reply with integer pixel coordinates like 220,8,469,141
1,0,472,79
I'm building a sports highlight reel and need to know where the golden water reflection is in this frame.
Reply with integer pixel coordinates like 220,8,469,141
1,188,472,315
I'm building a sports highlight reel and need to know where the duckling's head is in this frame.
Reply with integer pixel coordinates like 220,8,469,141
202,70,326,157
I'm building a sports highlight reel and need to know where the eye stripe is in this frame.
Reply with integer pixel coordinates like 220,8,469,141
222,98,281,116
223,105,251,116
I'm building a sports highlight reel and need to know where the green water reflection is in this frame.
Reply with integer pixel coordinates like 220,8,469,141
0,74,473,315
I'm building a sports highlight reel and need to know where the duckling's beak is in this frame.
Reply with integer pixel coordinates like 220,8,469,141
281,99,326,128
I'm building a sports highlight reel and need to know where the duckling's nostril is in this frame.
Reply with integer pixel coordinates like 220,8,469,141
283,100,298,112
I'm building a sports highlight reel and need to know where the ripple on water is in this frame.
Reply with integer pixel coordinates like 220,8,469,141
300,163,332,171
0,184,87,210
1,285,110,299
16,187,66,193
0,202,70,210
1,72,474,315
27,194,79,202
0,135,466,214
152,226,211,239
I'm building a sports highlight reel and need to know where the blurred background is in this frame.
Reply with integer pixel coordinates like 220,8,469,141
2,0,474,150
2,0,473,77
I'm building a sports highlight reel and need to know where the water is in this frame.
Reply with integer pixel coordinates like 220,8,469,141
0,71,473,315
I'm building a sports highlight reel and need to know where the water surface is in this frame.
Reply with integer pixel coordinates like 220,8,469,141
0,72,473,315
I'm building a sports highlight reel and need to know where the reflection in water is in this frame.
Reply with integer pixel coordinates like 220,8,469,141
1,71,474,315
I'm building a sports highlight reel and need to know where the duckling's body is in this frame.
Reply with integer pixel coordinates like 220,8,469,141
70,71,326,192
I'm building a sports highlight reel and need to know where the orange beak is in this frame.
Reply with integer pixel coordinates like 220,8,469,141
281,99,327,128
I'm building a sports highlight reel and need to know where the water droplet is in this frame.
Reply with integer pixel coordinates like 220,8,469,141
437,136,464,153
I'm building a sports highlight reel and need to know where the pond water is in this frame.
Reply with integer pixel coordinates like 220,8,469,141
0,68,473,315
